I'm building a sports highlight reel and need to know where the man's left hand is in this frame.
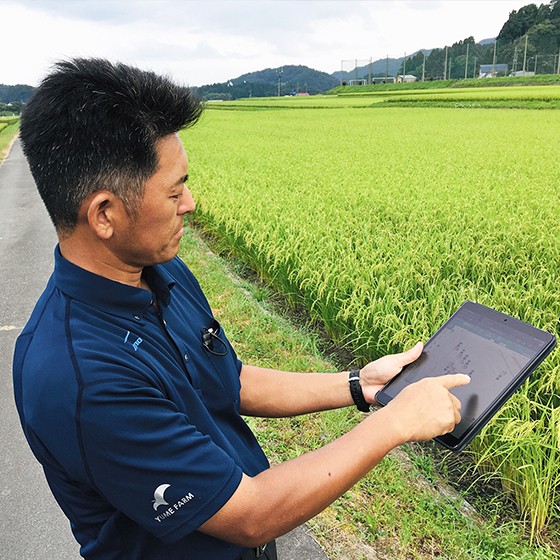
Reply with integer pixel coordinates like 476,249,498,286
359,342,424,405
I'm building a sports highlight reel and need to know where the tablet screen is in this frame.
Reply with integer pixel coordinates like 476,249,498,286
376,302,555,451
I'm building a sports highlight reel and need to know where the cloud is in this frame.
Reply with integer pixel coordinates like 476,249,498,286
0,0,531,87
13,0,154,23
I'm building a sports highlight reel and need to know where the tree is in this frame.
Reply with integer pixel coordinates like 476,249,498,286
498,4,539,42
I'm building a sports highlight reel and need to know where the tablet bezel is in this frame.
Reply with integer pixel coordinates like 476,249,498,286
375,301,556,453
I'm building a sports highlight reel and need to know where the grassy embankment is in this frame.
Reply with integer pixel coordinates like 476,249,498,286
0,117,19,162
328,74,560,110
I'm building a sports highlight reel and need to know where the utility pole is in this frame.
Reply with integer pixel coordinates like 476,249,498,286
534,54,538,74
369,57,372,85
443,46,448,80
385,55,389,81
473,56,477,78
464,42,469,79
403,52,406,80
557,48,560,74
422,53,426,82
492,40,497,75
277,67,283,96
523,34,528,75
513,46,518,74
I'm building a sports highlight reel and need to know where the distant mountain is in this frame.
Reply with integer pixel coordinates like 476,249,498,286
194,65,338,100
237,65,338,93
0,84,35,104
195,53,436,100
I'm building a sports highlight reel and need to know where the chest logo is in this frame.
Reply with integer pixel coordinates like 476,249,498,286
152,484,171,511
124,330,143,351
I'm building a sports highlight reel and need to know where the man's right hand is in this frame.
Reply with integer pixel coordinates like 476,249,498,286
199,372,471,547
383,374,471,443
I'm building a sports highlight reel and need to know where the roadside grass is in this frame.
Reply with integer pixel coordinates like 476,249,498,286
0,117,19,162
178,224,558,559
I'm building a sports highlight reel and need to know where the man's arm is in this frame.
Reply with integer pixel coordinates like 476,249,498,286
200,372,469,547
239,342,424,417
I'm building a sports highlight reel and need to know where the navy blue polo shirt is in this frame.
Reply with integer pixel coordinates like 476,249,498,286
13,247,269,559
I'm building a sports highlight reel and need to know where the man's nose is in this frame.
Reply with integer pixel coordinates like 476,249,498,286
178,187,196,214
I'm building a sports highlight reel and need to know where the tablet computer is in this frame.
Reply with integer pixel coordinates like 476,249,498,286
375,301,556,453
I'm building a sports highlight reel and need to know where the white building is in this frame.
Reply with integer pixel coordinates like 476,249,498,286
395,74,417,83
479,64,509,78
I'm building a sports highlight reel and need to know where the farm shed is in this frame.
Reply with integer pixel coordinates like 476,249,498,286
395,74,417,83
479,64,508,78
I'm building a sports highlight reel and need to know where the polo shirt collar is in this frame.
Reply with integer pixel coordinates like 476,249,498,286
52,245,176,321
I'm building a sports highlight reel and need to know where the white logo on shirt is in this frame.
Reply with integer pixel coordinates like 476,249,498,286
152,484,171,511
152,484,196,523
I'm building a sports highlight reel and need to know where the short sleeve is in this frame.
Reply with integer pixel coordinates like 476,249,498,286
80,375,243,543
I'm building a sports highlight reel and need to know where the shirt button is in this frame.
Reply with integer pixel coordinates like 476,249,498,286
184,354,189,363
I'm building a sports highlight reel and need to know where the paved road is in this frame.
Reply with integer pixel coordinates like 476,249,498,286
0,139,78,557
0,139,327,560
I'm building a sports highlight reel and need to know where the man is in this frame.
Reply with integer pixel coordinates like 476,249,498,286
13,58,469,560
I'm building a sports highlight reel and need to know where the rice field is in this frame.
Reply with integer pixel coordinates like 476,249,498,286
181,98,560,537
214,85,560,109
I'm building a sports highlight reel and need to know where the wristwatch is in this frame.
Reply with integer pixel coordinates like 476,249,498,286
348,369,370,412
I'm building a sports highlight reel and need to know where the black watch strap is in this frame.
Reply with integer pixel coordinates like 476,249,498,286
348,369,370,412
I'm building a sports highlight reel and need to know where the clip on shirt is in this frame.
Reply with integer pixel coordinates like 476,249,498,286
201,325,229,356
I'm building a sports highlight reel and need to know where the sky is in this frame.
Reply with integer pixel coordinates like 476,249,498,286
1,0,532,87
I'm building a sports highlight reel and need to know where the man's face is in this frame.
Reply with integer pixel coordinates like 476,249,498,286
114,133,195,267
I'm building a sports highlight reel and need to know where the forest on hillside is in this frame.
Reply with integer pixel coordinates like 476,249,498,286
401,0,560,79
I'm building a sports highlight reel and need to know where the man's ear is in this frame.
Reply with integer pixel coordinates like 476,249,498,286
85,191,122,240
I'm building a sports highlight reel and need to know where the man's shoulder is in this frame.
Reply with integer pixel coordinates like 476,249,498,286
18,275,59,339
13,277,73,411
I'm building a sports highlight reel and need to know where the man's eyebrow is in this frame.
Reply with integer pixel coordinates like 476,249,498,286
172,174,189,188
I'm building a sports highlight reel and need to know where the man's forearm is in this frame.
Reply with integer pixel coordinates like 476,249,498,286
198,405,403,546
239,364,354,417
206,371,467,547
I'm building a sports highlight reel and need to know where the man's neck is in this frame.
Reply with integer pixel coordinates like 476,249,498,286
59,234,145,289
